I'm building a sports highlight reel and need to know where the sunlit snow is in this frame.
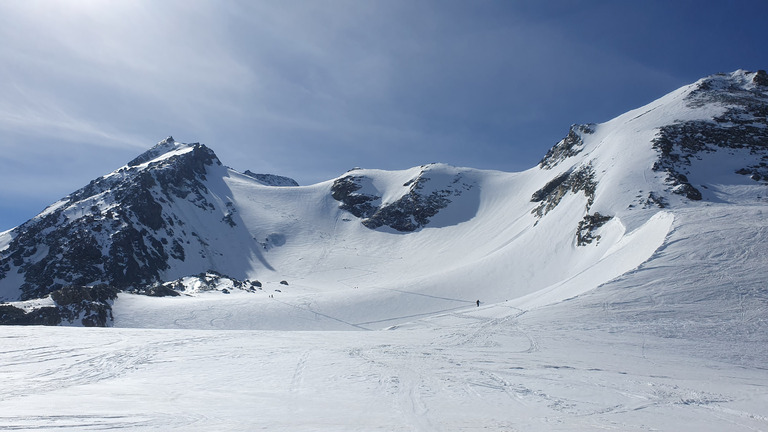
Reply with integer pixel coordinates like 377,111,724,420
1,71,767,430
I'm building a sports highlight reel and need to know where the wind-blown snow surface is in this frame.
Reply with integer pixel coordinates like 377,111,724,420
2,202,766,431
2,70,768,430
2,212,767,431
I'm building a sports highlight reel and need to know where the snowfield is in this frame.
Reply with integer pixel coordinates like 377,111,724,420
1,70,767,430
2,198,767,431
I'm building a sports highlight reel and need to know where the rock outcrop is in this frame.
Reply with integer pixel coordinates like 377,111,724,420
331,165,476,232
0,285,118,326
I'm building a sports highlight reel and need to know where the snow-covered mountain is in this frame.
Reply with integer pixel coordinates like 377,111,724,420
2,70,767,431
1,70,767,328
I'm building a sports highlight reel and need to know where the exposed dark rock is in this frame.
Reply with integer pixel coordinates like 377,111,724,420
576,213,613,246
50,285,119,327
531,164,597,218
361,179,453,232
153,144,220,209
221,202,238,227
126,173,164,230
539,124,595,169
753,70,768,87
0,304,61,325
735,164,768,183
331,176,379,219
170,239,185,261
0,285,118,327
222,212,237,227
672,183,703,201
143,271,260,296
643,192,668,209
127,136,179,166
105,226,169,289
0,141,224,300
651,70,768,199
50,284,118,305
332,168,474,232
137,285,181,297
531,172,571,203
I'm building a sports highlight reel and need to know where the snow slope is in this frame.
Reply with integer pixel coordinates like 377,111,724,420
2,193,765,430
1,70,767,430
106,71,765,330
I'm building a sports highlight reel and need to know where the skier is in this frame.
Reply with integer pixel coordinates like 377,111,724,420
476,300,480,307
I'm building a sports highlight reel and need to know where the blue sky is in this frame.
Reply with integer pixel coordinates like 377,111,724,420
1,0,767,231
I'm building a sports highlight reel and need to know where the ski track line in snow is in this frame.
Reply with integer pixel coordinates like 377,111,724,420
346,344,440,431
270,297,371,330
355,304,471,327
0,335,212,403
0,414,156,431
398,353,439,432
289,350,310,393
1,308,767,430
373,286,477,305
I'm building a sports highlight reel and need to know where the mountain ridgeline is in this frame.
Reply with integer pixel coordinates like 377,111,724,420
1,69,766,326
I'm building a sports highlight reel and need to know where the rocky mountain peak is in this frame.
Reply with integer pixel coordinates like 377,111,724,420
127,136,199,167
691,69,768,93
538,123,596,170
331,164,477,232
652,69,768,200
0,139,224,301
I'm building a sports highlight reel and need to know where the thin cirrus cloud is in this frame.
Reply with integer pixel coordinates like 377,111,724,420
0,1,253,131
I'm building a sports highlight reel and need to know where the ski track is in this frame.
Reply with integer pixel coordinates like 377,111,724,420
1,301,767,431
2,206,767,430
289,351,310,393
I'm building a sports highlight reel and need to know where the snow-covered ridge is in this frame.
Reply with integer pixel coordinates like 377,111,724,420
1,71,767,432
330,163,481,232
125,136,195,168
242,171,299,187
1,69,767,331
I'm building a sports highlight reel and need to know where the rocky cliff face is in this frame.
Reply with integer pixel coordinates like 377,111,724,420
0,285,118,326
0,138,224,300
331,164,476,232
651,70,768,200
538,123,596,170
528,69,768,245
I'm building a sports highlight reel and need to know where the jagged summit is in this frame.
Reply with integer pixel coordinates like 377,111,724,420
533,69,768,215
693,68,768,92
0,138,230,301
651,69,768,200
127,136,198,167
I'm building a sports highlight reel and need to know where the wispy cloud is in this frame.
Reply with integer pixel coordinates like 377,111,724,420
0,85,148,150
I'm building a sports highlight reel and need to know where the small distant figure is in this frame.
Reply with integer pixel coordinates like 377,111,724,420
476,300,480,307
